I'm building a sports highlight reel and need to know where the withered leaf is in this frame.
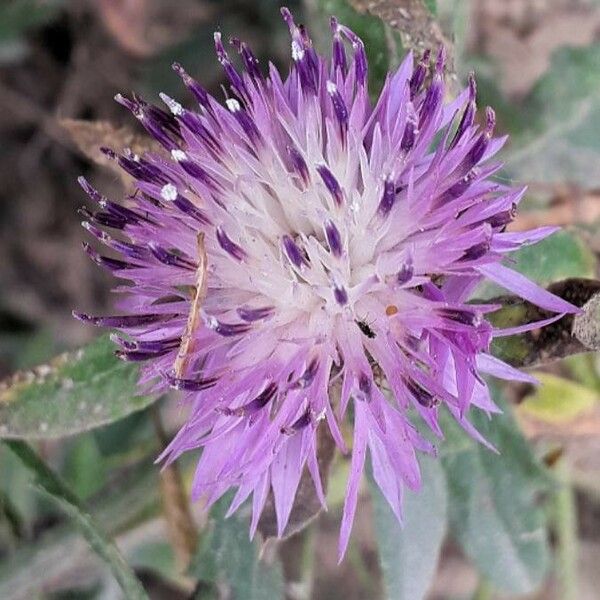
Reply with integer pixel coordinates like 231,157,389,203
59,118,163,185
487,278,600,368
258,422,336,539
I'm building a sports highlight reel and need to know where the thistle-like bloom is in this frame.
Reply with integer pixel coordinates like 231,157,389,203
75,9,577,558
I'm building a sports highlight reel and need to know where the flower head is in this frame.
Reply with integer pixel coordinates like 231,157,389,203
75,9,578,559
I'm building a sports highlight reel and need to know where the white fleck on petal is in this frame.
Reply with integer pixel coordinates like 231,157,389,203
161,183,178,201
171,149,187,162
226,98,241,113
291,40,304,61
326,80,337,95
159,92,183,116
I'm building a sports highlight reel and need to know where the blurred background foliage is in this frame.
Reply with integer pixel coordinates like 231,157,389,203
1,1,600,599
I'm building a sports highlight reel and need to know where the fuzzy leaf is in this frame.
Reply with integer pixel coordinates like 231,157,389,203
370,456,447,600
505,45,600,187
4,440,149,600
0,335,156,439
0,457,159,598
190,494,284,600
442,390,551,595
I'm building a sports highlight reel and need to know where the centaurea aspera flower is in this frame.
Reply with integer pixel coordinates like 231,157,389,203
75,9,578,558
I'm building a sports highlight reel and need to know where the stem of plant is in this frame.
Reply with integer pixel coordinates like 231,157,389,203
555,458,578,600
473,578,493,600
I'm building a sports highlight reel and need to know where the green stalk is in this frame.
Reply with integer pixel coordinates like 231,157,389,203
554,459,578,600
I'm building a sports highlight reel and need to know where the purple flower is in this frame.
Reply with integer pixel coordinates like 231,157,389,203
75,9,578,559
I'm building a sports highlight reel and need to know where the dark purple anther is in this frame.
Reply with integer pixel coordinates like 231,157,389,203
282,234,307,268
166,374,219,391
281,408,313,434
401,105,418,152
467,107,495,166
396,261,414,285
459,240,490,262
118,154,168,184
228,102,261,144
237,306,275,322
419,75,443,128
149,244,196,270
358,372,372,399
409,49,430,98
450,74,477,149
85,210,126,230
333,284,348,306
231,38,262,81
73,311,177,328
488,204,517,228
214,32,248,101
438,308,478,326
317,165,343,206
377,177,396,217
291,358,319,389
116,93,181,151
287,145,310,186
225,382,278,416
111,335,180,353
324,220,343,257
330,17,347,73
172,196,212,225
116,348,172,361
82,243,134,271
213,320,252,337
352,38,367,86
216,227,247,262
172,62,211,109
327,81,349,135
442,169,477,202
404,377,436,408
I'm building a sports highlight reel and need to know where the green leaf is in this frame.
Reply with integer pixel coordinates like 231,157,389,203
370,456,447,600
0,334,157,439
520,373,598,424
190,494,284,600
4,440,149,600
505,45,600,187
0,457,159,598
441,390,551,595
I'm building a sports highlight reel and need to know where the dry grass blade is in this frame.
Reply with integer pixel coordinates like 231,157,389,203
152,407,199,571
174,233,208,378
59,118,163,185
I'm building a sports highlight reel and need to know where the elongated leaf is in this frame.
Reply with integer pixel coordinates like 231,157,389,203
370,456,447,600
4,440,149,600
520,373,598,424
190,494,284,600
505,45,600,187
0,334,156,439
442,390,551,595
0,457,160,598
